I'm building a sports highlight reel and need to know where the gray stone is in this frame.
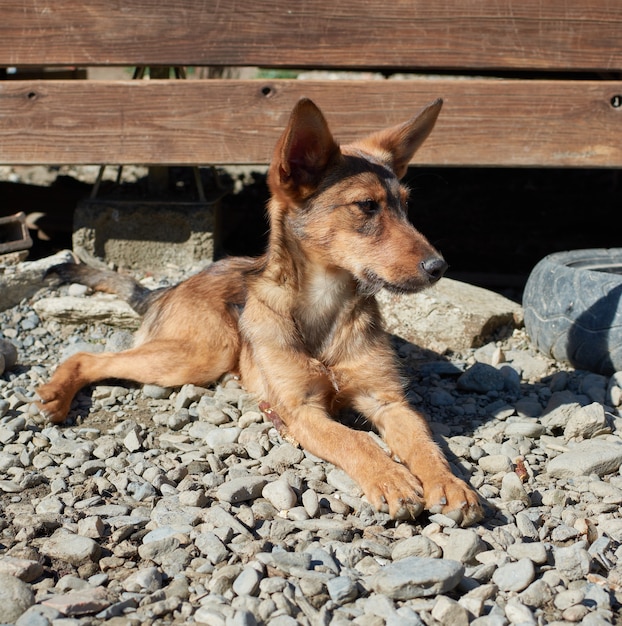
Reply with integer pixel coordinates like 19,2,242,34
596,519,622,542
458,583,497,618
326,575,358,603
0,572,35,622
368,557,464,600
40,586,110,616
195,606,227,625
504,596,536,625
504,420,545,438
174,383,209,409
306,546,339,574
262,616,297,626
478,454,513,474
499,471,530,505
507,351,551,382
554,588,585,611
137,536,181,563
391,535,443,561
262,478,298,511
256,549,312,575
202,505,254,538
40,531,101,565
15,604,62,626
216,476,267,503
123,427,143,452
121,566,163,593
547,440,622,477
301,489,320,518
514,399,542,418
67,282,88,296
491,558,535,592
195,532,229,565
0,556,44,582
232,565,263,596
501,366,524,393
0,338,18,370
196,397,230,424
507,542,548,564
551,524,580,543
553,544,591,581
431,595,470,626
205,426,241,449
394,606,426,626
588,480,622,502
443,529,486,563
584,581,612,610
429,389,456,406
263,443,305,470
541,401,582,430
518,579,554,609
564,402,608,440
458,362,506,393
143,384,172,399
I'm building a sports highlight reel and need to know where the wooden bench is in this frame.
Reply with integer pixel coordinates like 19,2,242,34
1,0,621,169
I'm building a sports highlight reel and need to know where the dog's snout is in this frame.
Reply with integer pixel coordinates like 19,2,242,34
421,257,447,283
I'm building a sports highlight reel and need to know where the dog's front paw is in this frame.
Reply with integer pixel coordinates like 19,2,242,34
35,384,72,424
425,474,483,527
362,462,425,520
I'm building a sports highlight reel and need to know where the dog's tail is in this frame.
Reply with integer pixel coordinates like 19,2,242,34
46,263,160,315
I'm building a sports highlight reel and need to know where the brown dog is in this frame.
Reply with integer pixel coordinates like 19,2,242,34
37,98,482,526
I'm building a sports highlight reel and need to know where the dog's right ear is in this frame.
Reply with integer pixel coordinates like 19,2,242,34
270,98,340,199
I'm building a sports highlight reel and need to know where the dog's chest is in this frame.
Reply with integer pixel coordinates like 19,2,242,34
296,268,355,354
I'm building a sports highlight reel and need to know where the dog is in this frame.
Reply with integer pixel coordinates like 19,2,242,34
37,98,483,526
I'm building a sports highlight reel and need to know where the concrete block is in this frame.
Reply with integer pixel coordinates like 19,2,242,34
72,199,216,271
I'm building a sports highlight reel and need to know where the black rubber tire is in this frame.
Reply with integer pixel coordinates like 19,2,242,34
523,248,622,376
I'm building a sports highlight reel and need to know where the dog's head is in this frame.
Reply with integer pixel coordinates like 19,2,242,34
267,98,447,295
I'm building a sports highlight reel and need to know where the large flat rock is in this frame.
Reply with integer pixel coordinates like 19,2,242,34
377,277,524,352
0,250,74,312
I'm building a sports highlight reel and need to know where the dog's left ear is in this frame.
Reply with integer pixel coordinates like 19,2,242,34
271,98,340,197
358,98,443,179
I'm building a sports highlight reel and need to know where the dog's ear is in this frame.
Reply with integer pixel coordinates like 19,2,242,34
272,98,340,196
358,98,443,179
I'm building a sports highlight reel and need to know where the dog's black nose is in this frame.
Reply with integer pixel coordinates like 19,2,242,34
421,257,447,282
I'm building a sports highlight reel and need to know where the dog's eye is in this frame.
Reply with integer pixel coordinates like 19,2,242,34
356,199,380,215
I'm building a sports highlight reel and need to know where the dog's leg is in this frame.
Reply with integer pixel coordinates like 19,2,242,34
339,355,484,526
362,398,483,526
243,346,425,519
37,339,237,423
285,405,426,519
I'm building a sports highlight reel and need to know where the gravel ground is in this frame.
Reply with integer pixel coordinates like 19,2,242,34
1,267,622,626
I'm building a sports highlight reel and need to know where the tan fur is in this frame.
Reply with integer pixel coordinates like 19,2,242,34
37,98,483,526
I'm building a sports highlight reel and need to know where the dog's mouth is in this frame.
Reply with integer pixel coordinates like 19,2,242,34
358,269,440,296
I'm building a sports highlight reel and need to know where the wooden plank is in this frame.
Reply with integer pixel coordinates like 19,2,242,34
0,0,621,72
1,78,621,167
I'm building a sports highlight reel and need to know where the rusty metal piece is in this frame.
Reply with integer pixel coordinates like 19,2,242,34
0,212,33,254
514,456,529,483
